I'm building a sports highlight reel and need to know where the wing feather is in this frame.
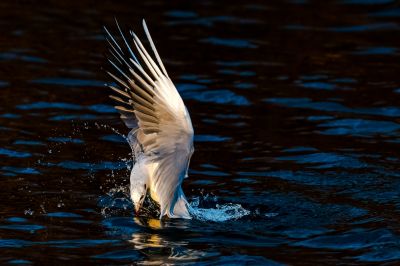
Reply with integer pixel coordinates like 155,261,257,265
109,95,130,106
142,20,169,77
131,32,164,77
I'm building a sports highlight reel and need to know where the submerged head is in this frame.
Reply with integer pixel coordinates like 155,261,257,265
131,183,147,214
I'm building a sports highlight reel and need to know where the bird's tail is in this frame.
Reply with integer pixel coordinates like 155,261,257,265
160,188,191,219
172,192,191,219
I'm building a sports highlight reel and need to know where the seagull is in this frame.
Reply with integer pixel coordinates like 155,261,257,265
104,20,194,219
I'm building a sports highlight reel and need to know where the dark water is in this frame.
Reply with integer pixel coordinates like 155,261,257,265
1,0,400,264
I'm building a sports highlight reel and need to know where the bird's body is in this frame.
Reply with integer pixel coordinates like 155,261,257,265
105,20,194,219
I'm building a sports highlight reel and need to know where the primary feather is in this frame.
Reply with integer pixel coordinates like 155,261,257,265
105,19,194,219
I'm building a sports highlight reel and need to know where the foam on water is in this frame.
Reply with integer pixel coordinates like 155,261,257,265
189,202,251,222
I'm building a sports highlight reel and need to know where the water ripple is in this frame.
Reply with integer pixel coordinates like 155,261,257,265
45,161,128,171
183,89,250,105
341,0,394,4
352,47,398,55
318,118,400,137
266,97,400,118
200,37,257,48
30,77,105,87
0,50,47,63
293,228,397,251
0,81,9,88
370,7,400,17
277,152,366,169
0,148,31,158
93,249,142,260
17,102,115,113
2,166,40,175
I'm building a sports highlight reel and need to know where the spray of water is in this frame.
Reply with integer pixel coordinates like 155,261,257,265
188,196,250,222
100,187,250,223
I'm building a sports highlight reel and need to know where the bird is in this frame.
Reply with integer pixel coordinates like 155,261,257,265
104,19,194,219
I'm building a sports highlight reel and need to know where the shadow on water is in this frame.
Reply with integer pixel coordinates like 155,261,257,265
1,0,400,264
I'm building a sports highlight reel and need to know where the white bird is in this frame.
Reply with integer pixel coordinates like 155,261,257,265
104,19,194,219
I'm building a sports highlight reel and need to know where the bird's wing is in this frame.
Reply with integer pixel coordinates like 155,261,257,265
105,20,194,216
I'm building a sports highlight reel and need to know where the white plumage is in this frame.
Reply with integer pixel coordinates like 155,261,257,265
105,19,194,219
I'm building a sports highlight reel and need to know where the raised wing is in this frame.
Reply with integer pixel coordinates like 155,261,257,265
105,20,194,217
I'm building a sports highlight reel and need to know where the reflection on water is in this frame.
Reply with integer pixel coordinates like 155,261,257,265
1,0,400,264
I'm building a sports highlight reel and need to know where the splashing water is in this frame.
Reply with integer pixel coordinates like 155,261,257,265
188,196,251,222
94,122,126,138
98,186,133,217
100,187,250,222
190,203,251,222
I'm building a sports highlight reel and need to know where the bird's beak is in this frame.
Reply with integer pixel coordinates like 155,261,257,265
134,203,141,214
134,194,145,215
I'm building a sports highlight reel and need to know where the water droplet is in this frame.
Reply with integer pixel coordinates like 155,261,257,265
24,209,34,216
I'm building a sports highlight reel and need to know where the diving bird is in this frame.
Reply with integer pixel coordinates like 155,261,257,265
104,20,194,219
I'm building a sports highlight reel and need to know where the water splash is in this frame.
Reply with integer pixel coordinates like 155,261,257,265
100,188,250,222
189,196,250,222
98,186,133,217
94,122,126,140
